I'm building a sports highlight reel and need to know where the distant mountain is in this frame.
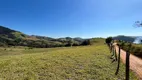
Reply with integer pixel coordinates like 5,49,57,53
0,26,90,47
112,35,141,43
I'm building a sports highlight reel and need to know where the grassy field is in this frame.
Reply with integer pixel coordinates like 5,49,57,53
0,44,138,80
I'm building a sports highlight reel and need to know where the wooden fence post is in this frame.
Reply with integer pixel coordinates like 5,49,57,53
126,51,130,80
114,47,117,61
126,43,131,80
115,45,121,75
110,43,113,53
111,45,117,63
111,45,114,57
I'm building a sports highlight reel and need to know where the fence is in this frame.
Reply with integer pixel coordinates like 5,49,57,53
109,42,131,80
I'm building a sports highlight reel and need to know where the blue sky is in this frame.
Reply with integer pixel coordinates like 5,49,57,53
0,0,142,38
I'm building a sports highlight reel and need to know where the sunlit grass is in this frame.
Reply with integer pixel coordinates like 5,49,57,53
0,44,138,80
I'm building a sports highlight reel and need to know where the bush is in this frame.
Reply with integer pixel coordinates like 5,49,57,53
117,41,142,58
131,46,142,57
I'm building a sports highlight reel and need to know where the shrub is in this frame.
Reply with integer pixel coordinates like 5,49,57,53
117,41,142,58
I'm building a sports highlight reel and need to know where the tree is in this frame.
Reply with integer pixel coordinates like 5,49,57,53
81,39,91,45
73,41,80,46
133,21,142,27
66,39,74,47
105,37,112,45
14,38,22,46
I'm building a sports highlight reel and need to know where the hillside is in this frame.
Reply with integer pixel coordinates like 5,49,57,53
0,26,91,47
0,26,27,39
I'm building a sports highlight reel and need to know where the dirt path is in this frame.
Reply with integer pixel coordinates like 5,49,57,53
114,45,142,79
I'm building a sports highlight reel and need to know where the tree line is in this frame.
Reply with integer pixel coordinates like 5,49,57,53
0,37,92,48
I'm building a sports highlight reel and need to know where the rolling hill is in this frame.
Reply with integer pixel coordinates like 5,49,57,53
0,26,91,47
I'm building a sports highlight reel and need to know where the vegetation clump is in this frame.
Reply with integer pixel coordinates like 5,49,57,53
105,37,113,45
117,40,142,58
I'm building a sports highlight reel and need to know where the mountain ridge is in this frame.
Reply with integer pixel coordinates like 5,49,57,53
0,26,91,47
113,35,142,43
